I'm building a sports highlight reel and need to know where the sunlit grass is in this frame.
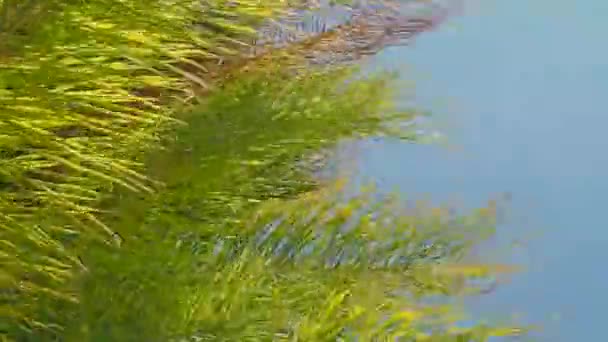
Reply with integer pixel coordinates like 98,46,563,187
0,0,524,340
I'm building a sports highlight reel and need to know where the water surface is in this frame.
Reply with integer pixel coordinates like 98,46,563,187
359,0,608,340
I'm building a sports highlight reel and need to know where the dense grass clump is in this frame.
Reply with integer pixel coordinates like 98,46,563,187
42,66,517,341
0,0,524,340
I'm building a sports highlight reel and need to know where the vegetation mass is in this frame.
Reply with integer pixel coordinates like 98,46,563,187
0,0,523,340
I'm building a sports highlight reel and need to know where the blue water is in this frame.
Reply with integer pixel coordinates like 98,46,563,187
359,0,608,340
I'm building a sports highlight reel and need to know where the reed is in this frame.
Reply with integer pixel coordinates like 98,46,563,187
0,0,524,340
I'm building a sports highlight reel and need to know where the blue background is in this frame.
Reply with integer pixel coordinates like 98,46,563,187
358,0,608,340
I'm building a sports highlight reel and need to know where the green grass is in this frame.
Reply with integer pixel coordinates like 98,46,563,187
1,66,520,341
0,1,526,340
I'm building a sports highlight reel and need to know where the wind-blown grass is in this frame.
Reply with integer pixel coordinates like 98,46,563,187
1,0,525,340
0,1,291,335
25,65,520,341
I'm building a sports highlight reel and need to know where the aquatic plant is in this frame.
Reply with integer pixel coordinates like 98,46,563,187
0,0,523,340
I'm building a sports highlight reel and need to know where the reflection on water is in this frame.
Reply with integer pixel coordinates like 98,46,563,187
354,0,608,340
